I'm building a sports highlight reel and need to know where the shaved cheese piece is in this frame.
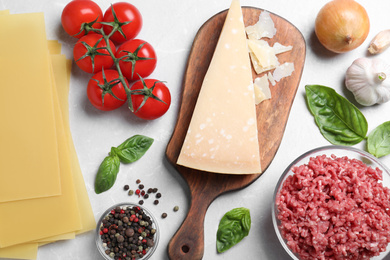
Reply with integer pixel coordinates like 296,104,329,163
248,39,279,74
267,72,276,86
254,75,271,104
245,11,276,40
273,42,293,54
273,62,295,82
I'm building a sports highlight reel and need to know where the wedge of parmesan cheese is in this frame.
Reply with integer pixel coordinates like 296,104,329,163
177,0,261,174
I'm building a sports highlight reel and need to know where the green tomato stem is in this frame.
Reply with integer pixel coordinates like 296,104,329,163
89,26,135,112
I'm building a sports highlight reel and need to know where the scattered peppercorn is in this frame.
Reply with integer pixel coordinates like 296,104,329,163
136,179,141,184
128,190,134,196
139,200,144,205
161,213,167,219
144,194,149,199
156,193,161,199
152,188,158,193
147,188,153,194
173,206,179,212
124,185,129,191
139,184,144,190
154,200,159,205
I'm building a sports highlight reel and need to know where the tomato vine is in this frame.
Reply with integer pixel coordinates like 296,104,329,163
62,1,170,118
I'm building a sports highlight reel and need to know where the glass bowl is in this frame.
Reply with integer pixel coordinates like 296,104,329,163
272,145,390,260
96,202,160,260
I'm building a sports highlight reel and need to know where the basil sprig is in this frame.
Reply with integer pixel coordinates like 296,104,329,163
367,121,390,158
305,85,390,158
216,207,251,253
305,85,368,146
94,135,154,194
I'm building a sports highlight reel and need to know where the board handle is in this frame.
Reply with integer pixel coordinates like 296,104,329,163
168,192,213,260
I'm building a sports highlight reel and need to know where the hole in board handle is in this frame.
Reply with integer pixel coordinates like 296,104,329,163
181,245,190,254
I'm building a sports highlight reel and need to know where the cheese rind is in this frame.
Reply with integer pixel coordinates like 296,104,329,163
177,0,261,174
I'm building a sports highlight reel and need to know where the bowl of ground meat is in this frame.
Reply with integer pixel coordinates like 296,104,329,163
273,146,390,260
96,203,159,260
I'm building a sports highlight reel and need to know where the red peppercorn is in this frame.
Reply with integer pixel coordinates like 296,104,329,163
110,210,115,215
141,190,146,196
103,228,108,234
100,230,103,235
120,209,125,214
136,206,140,211
135,189,141,196
142,249,146,255
134,217,139,222
142,239,147,244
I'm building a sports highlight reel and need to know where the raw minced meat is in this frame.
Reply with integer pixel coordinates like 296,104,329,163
276,154,390,260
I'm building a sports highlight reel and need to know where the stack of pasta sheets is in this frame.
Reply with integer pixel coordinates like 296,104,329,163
0,10,95,260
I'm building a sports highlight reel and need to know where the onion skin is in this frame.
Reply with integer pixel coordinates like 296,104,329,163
315,0,370,53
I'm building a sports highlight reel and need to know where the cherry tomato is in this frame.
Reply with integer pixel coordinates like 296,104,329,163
61,0,103,38
87,69,128,111
116,39,157,81
102,2,142,44
131,79,171,120
73,34,116,73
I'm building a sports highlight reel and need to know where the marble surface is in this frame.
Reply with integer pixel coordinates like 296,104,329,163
1,0,390,259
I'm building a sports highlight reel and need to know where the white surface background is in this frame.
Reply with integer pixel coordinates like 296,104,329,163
1,0,390,259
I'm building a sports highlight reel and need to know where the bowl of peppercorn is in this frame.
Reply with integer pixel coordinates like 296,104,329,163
96,202,159,260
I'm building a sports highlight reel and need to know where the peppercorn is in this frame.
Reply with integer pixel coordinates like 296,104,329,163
139,200,144,205
139,184,144,190
161,213,167,218
153,200,159,205
173,206,179,212
136,179,141,184
124,185,129,191
128,190,134,196
156,193,161,199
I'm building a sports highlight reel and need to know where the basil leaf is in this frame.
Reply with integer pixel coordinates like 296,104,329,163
94,153,120,194
115,135,154,164
305,85,368,146
367,121,390,158
216,207,251,253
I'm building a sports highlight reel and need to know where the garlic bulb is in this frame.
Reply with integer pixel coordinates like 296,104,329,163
345,57,390,106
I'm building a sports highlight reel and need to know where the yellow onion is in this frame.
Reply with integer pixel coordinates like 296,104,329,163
315,0,370,53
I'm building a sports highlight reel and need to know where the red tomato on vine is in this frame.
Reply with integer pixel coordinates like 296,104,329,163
116,39,157,81
102,2,143,44
73,34,116,74
131,78,171,120
61,0,103,38
87,69,128,111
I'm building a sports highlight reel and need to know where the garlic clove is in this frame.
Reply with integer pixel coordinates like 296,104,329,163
368,29,390,55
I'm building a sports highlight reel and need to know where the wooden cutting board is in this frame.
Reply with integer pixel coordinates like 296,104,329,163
166,6,306,260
